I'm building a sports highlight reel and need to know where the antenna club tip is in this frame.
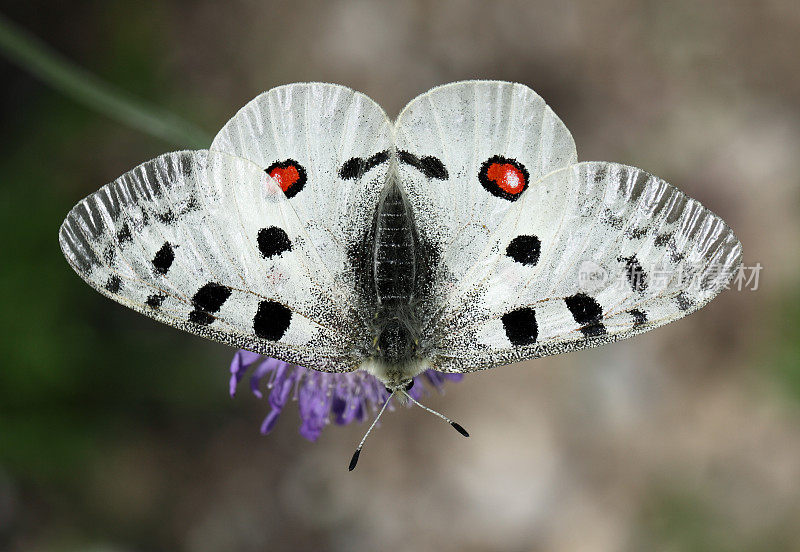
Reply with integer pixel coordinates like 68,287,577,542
348,449,361,471
451,421,470,437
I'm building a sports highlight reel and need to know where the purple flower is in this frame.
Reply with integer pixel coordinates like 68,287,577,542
229,350,464,441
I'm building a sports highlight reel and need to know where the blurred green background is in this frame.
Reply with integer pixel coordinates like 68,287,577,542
1,1,799,550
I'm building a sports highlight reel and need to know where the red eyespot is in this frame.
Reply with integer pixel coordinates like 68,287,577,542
266,159,306,199
487,163,524,194
478,156,529,201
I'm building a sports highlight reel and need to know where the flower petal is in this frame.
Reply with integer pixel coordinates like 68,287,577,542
268,361,302,411
332,392,365,425
250,357,282,399
260,409,282,435
229,349,261,397
407,377,425,400
228,351,465,439
298,374,334,441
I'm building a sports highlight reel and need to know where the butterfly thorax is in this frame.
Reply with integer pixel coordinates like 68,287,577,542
360,176,429,386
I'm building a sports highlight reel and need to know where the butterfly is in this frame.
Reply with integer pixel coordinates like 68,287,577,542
60,81,742,467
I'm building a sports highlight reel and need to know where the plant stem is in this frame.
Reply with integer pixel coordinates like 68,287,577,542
0,13,212,148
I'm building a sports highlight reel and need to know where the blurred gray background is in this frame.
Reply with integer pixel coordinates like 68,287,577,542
1,1,799,550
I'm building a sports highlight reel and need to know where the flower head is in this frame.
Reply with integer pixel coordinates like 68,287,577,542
229,350,463,441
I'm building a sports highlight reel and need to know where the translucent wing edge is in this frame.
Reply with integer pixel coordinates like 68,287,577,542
210,81,392,161
396,79,577,161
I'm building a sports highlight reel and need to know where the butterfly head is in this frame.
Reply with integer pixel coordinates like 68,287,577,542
383,379,415,404
361,312,429,390
360,356,429,392
393,380,416,393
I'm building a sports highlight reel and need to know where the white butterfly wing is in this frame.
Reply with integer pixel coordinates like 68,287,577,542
394,81,577,324
394,80,740,372
60,84,393,372
61,81,742,377
424,161,742,372
60,151,359,370
211,82,394,316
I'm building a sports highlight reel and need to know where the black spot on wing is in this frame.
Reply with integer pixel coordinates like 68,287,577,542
506,235,541,266
105,275,122,294
253,300,292,340
565,293,603,324
146,293,166,309
579,321,607,337
397,150,448,180
103,245,116,263
397,150,417,167
654,233,671,247
629,308,648,326
619,255,647,293
189,310,216,325
154,209,176,225
501,307,538,346
152,242,175,275
565,293,606,337
257,227,292,259
152,197,200,226
339,157,365,180
192,282,231,312
116,223,132,244
669,248,685,263
418,156,448,179
189,282,232,325
339,150,390,180
185,195,200,213
654,229,684,263
366,150,390,171
676,292,693,311
602,209,624,229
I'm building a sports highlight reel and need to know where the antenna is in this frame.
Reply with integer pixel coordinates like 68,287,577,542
402,390,470,437
349,391,394,471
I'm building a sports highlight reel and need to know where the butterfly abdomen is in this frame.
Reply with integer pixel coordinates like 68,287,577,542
364,177,428,375
373,178,417,307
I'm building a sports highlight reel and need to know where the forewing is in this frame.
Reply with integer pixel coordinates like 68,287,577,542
59,150,363,371
393,80,577,323
210,82,394,316
427,162,742,372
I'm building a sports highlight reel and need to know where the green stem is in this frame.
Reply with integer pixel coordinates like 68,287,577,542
0,13,212,148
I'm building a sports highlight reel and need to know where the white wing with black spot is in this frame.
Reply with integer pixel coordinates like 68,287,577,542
393,81,741,373
394,81,577,325
60,80,743,377
211,82,394,316
60,83,393,372
423,161,741,372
